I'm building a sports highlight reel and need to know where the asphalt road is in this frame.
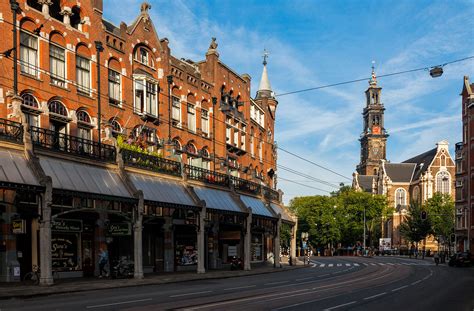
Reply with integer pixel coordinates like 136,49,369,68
1,256,473,311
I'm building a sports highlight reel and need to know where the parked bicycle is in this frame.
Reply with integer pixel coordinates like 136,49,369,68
22,265,59,285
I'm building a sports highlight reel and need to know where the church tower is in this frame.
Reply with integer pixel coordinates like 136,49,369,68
356,64,389,176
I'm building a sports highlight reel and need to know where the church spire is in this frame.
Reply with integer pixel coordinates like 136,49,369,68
257,49,273,99
369,60,377,87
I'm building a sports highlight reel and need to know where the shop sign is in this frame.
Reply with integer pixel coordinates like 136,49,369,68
12,219,26,234
107,223,131,236
52,236,78,270
52,219,83,233
228,245,237,257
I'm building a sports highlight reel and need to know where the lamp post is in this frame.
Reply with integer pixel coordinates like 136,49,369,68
301,232,309,265
10,0,20,95
167,75,173,143
363,206,366,255
95,41,103,147
212,97,217,172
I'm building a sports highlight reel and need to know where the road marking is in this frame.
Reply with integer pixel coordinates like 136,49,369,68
363,292,387,300
295,277,314,281
318,273,330,277
323,301,357,310
345,263,351,266
337,263,342,267
169,290,212,298
378,263,385,265
411,280,422,285
391,285,409,292
320,263,326,267
311,263,317,268
265,280,289,286
223,285,256,291
354,263,360,266
387,263,395,265
363,263,368,266
86,298,152,309
370,263,377,266
328,264,334,267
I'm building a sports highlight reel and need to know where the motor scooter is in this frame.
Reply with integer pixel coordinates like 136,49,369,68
230,256,243,270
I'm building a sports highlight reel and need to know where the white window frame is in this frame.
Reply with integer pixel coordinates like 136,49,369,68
133,77,158,116
108,68,121,106
395,188,406,208
436,171,451,194
187,103,196,132
20,30,39,77
201,109,209,136
172,96,181,126
50,43,66,87
76,55,91,95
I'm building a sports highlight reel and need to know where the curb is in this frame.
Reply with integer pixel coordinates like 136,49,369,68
0,265,306,300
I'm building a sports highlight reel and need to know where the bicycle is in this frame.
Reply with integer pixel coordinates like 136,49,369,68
22,265,59,285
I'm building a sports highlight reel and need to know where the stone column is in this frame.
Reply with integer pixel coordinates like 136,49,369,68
163,217,174,272
39,177,53,286
60,7,72,26
133,191,144,279
290,219,297,265
274,215,281,268
197,207,206,274
38,0,52,16
244,210,252,271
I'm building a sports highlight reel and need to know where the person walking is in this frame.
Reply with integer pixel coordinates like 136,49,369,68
434,251,440,266
98,247,109,278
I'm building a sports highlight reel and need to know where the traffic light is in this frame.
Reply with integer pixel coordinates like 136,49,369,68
421,211,427,220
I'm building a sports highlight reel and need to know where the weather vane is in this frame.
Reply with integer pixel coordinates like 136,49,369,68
263,49,270,66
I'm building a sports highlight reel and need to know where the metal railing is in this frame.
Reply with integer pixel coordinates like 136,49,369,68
184,165,229,187
263,187,280,201
0,118,23,143
122,149,181,176
231,176,261,195
30,126,116,162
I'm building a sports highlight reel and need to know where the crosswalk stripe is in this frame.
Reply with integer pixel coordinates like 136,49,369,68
345,263,351,266
387,263,395,265
370,263,377,266
337,264,342,267
328,264,334,267
354,263,360,266
320,264,326,267
379,263,385,265
363,263,368,266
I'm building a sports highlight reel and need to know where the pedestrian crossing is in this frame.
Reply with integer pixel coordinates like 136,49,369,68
309,261,435,268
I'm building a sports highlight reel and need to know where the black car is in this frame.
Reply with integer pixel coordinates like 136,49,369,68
448,252,472,267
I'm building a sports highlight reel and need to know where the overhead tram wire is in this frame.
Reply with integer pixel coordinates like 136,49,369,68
277,164,340,188
278,177,332,193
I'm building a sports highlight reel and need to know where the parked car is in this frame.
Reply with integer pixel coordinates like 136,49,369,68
448,252,472,267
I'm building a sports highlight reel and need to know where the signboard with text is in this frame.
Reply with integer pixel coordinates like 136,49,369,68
52,219,83,233
12,219,26,234
107,223,131,236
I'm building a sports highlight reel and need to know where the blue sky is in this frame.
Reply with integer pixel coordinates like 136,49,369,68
104,0,474,204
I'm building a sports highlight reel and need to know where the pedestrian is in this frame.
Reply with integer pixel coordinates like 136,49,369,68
98,247,109,278
434,252,440,266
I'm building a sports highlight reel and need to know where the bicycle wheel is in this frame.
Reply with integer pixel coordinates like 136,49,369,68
23,272,39,285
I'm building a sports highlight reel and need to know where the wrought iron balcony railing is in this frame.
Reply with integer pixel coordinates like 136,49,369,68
263,187,280,202
30,126,116,162
0,118,23,143
122,149,181,177
231,176,261,195
184,165,230,187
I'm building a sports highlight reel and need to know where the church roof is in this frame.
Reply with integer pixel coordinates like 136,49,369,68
358,175,375,192
402,147,437,180
385,163,416,183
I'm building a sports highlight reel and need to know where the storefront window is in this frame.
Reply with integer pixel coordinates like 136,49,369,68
251,233,263,261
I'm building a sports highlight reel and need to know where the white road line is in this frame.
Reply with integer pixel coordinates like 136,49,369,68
328,264,334,267
320,264,326,267
411,280,422,285
354,263,360,266
318,273,330,277
363,292,387,300
337,263,342,267
86,298,152,309
311,263,317,268
391,285,409,292
223,285,256,291
345,263,351,266
378,263,385,265
265,280,289,286
363,263,369,266
295,277,314,281
323,301,357,310
169,290,212,298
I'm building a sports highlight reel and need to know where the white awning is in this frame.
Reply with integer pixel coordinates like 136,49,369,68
40,156,132,199
240,195,274,218
193,186,243,213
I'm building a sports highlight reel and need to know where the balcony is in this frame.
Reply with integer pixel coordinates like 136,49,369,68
231,176,261,195
263,187,280,202
30,126,116,162
0,119,23,143
122,149,181,177
184,165,230,187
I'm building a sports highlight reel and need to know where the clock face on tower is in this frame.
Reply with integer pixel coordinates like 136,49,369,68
372,126,381,135
371,142,381,159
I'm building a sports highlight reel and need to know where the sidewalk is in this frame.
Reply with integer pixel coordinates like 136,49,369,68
0,262,305,300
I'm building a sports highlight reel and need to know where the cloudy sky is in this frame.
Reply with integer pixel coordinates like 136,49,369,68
104,0,474,204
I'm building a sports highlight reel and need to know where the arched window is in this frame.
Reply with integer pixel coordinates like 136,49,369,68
436,171,451,194
20,20,38,77
395,188,406,208
76,110,91,124
201,148,210,159
50,32,66,87
49,1,62,21
440,154,446,167
21,93,39,108
412,186,420,204
134,45,154,67
48,100,68,116
172,138,182,153
27,0,42,11
110,119,122,134
185,142,197,155
108,58,122,106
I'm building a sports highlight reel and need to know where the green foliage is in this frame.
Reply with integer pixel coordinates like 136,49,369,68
289,187,390,248
117,135,163,158
280,223,292,248
425,193,455,243
399,202,432,243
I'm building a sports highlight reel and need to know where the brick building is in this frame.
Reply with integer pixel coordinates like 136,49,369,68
353,67,455,252
455,76,474,252
0,0,296,283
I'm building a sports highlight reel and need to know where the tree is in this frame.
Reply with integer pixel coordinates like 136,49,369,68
399,202,432,245
425,193,455,252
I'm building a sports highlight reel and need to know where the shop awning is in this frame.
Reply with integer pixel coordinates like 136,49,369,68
129,173,196,208
193,186,243,213
40,156,133,199
0,149,41,190
270,203,295,223
239,195,274,218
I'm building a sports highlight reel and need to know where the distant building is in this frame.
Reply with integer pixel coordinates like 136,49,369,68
455,76,474,252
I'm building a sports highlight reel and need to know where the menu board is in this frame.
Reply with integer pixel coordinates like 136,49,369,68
52,235,78,270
